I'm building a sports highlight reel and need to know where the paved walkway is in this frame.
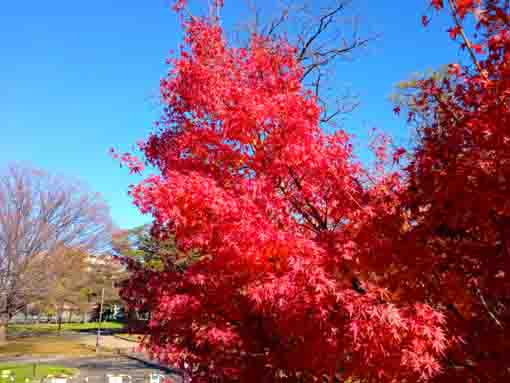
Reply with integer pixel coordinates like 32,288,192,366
0,355,185,383
61,356,184,383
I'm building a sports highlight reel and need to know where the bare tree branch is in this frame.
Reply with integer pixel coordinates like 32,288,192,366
0,164,112,340
239,0,377,126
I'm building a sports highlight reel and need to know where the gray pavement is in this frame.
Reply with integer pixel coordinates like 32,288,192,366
0,356,185,383
61,356,184,383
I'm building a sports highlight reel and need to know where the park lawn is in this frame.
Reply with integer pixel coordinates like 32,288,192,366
0,336,97,357
0,363,77,383
8,322,125,336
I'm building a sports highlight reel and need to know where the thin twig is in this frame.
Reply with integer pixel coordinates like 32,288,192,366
447,0,488,80
476,287,504,329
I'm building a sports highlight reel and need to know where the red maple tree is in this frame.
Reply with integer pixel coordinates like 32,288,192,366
388,1,510,381
120,1,510,382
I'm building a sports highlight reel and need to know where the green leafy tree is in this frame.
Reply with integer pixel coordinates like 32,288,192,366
113,225,201,273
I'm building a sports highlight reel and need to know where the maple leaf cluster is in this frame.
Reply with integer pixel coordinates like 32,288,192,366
389,1,510,381
119,1,510,382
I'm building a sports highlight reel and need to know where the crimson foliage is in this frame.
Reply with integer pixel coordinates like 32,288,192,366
120,1,510,382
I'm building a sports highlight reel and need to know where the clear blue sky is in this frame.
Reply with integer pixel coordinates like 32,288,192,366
0,1,461,229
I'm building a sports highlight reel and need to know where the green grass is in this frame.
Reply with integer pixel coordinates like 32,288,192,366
8,322,124,336
0,364,77,383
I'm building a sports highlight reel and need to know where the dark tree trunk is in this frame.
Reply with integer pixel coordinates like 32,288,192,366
0,314,8,344
57,308,63,334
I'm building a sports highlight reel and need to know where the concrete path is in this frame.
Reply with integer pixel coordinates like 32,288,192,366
0,356,185,383
61,356,184,383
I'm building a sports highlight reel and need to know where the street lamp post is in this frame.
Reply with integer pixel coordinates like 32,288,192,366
95,287,105,353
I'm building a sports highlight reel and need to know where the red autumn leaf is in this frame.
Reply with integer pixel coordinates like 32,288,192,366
172,0,186,11
431,0,444,9
448,26,461,39
471,43,484,54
